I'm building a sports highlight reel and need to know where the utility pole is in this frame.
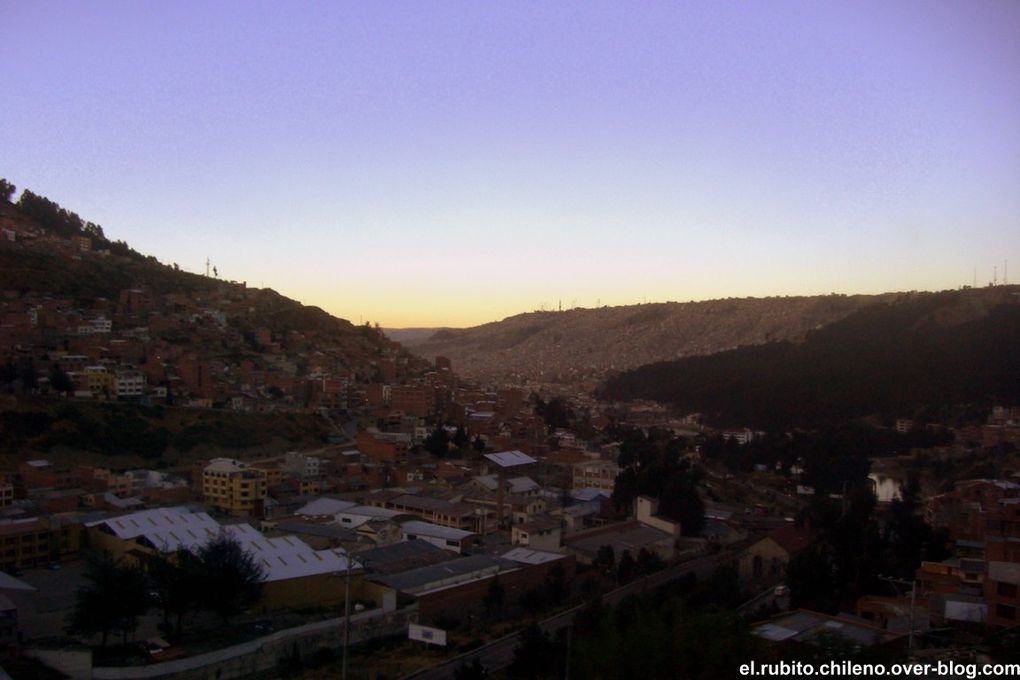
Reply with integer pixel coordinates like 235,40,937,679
342,551,353,680
879,575,917,657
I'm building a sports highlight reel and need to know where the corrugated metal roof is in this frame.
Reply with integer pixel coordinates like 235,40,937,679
484,451,537,468
374,554,512,593
400,521,474,541
87,506,218,540
274,521,359,542
356,541,453,575
89,507,355,583
502,547,564,565
295,497,357,517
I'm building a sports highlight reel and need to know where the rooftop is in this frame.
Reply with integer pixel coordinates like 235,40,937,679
356,541,454,575
753,610,899,646
563,520,673,558
295,497,358,517
502,547,565,565
373,554,513,594
484,450,538,468
400,520,475,541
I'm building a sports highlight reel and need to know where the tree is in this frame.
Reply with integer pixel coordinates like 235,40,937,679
196,531,265,624
452,425,470,451
484,576,505,617
148,549,203,637
472,435,486,454
509,623,560,679
424,426,450,458
0,178,15,202
83,221,105,240
69,552,149,647
18,359,38,393
610,467,639,511
636,547,664,575
616,550,636,584
658,472,706,536
455,658,488,680
49,363,74,394
543,563,568,606
594,545,616,577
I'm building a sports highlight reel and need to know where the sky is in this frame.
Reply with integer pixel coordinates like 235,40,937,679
2,1,1019,328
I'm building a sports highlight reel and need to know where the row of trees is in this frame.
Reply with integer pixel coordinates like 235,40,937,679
70,533,265,647
787,479,950,613
2,181,145,261
0,359,76,395
599,292,1020,429
609,425,705,536
0,178,15,202
488,567,763,680
700,424,954,495
422,424,485,458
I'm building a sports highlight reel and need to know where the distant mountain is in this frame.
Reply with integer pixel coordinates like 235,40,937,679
597,287,1020,428
383,327,453,347
408,294,903,383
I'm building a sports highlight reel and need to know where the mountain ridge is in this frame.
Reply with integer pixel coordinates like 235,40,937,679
597,286,1020,428
405,292,914,383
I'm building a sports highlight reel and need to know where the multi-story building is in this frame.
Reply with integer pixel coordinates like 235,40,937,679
572,459,620,493
0,475,13,508
390,385,433,418
83,365,114,399
0,516,83,571
202,458,267,518
114,369,146,398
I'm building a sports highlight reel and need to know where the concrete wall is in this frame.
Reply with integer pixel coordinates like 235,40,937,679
25,649,93,680
416,556,576,625
636,497,681,539
78,605,418,680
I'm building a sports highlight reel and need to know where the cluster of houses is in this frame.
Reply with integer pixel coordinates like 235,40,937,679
0,439,702,649
912,475,1020,628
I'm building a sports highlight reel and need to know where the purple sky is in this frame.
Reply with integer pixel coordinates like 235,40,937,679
2,1,1018,326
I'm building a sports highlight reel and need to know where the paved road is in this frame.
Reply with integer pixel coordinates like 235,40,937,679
402,550,737,680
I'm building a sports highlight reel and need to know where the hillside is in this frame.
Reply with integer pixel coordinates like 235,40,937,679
597,287,1020,428
408,294,901,383
383,327,454,347
0,397,334,469
0,183,430,461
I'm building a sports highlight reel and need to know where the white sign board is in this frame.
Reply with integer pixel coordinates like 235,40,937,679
408,623,447,647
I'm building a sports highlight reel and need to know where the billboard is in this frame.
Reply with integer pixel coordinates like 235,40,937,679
408,623,448,647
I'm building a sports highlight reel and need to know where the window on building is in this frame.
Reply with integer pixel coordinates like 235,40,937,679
996,604,1017,621
997,582,1018,599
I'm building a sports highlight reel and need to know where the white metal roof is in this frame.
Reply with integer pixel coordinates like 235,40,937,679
87,506,218,540
88,507,354,582
484,451,537,468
